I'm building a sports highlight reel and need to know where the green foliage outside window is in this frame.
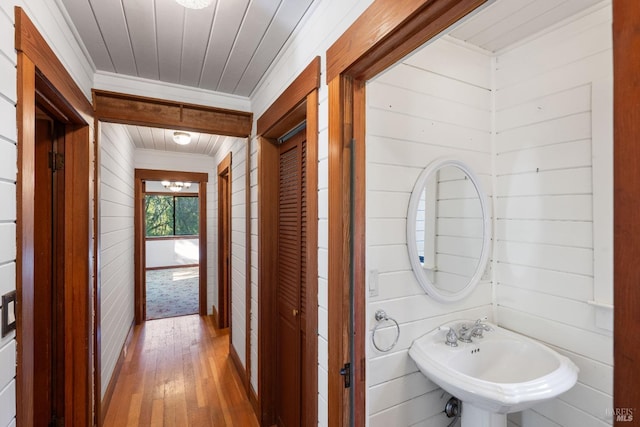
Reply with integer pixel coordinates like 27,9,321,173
145,195,199,236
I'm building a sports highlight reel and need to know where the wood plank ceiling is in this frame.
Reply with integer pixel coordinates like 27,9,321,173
448,0,604,52
61,0,315,156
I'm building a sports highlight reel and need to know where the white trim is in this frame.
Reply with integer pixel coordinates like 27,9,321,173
406,157,492,304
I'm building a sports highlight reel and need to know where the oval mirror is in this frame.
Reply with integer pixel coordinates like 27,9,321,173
407,158,491,303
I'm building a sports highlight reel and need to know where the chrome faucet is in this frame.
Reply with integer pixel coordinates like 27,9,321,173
457,318,492,343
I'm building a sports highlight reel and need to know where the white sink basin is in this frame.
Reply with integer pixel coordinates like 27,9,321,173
409,320,578,420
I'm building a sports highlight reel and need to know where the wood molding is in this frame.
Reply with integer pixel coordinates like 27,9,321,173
249,383,260,421
217,153,232,330
93,119,102,427
100,321,135,423
15,7,93,119
245,139,252,399
16,7,95,425
326,0,487,83
257,68,319,424
613,0,640,413
212,305,218,327
134,169,209,323
145,235,199,242
229,343,247,390
93,89,253,137
324,1,487,425
257,136,279,424
257,57,320,137
146,263,199,271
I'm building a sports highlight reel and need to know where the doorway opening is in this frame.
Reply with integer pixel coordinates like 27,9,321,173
144,181,201,320
134,169,208,324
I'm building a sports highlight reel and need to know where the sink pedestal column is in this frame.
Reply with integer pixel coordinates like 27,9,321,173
462,403,507,427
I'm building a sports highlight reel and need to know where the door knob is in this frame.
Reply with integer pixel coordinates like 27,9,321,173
292,309,299,316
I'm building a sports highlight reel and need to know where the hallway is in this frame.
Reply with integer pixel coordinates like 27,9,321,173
103,315,258,426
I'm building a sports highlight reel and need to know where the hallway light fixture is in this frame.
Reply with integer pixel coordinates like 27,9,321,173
173,131,192,145
175,0,212,9
161,181,192,192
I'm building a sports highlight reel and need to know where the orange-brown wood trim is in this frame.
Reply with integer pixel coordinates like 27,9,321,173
257,57,320,136
134,169,209,323
327,75,353,427
326,0,487,83
100,320,135,422
257,77,319,426
199,182,208,316
93,119,103,427
245,140,252,396
92,89,253,137
145,235,199,242
16,7,96,425
16,51,37,427
217,153,232,330
613,0,640,415
145,263,200,271
325,1,488,425
15,7,93,119
249,383,260,421
229,343,247,391
64,124,93,427
257,135,279,424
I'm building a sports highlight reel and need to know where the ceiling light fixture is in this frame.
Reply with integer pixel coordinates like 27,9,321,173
175,0,212,9
161,181,192,192
173,131,192,145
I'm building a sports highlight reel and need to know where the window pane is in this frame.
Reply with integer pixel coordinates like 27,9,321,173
175,196,199,235
145,195,174,236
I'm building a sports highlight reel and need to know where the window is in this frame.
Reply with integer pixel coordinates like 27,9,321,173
145,194,199,237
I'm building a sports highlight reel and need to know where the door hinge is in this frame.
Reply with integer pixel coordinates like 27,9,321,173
339,362,351,389
49,152,64,172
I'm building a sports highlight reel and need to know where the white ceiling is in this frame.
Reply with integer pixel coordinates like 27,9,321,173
65,0,605,155
61,0,315,97
448,0,604,52
124,124,243,156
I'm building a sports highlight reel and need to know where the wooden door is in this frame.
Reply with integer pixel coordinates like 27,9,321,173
218,154,232,329
276,130,307,427
33,110,66,427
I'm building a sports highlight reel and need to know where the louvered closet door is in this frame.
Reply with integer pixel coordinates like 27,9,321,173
276,130,307,427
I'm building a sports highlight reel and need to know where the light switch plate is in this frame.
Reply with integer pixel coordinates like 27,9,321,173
1,290,16,337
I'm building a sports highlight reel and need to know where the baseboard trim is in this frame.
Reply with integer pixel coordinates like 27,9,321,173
229,343,259,420
101,320,135,423
145,263,199,271
212,305,218,327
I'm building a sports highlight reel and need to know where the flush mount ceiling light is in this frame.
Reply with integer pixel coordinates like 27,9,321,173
173,131,192,145
175,0,212,9
161,181,192,192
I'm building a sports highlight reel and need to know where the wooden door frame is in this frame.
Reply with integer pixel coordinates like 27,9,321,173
325,1,491,425
217,153,232,329
133,169,208,323
257,57,320,426
15,7,94,426
326,0,640,425
613,0,640,414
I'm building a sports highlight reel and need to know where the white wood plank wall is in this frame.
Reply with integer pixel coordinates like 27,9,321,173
99,123,136,398
365,37,494,426
495,4,613,426
0,5,16,425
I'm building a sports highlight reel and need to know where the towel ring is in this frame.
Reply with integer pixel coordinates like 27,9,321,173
371,309,400,352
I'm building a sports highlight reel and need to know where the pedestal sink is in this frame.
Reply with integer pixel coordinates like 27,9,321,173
408,320,578,427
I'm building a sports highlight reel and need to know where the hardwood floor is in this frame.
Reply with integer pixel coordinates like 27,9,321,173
103,315,258,427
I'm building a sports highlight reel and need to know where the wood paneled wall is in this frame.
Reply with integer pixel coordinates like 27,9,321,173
365,36,493,426
99,123,136,399
494,5,613,426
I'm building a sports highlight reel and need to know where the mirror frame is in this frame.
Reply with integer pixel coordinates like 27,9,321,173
406,158,491,303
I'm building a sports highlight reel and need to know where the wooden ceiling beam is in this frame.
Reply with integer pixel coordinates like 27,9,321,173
92,89,253,137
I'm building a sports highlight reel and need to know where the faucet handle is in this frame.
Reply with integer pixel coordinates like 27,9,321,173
442,327,458,347
474,316,488,325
